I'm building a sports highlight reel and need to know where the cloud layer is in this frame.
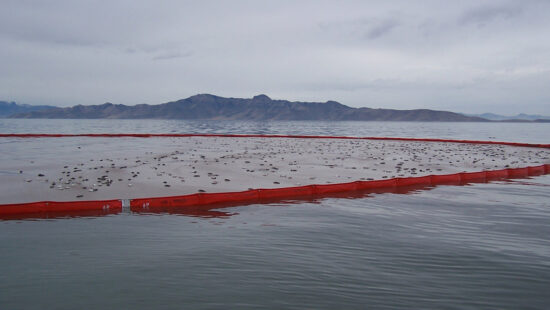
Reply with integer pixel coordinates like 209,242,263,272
1,0,549,114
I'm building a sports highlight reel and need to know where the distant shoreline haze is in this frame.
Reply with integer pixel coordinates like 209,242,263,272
1,95,549,122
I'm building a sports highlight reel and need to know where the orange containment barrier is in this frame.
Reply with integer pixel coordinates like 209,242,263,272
430,174,462,185
356,179,398,190
0,199,122,216
257,186,315,200
460,171,487,182
507,167,529,178
527,166,545,176
395,176,432,187
1,134,549,218
128,165,550,210
314,182,358,195
485,169,509,179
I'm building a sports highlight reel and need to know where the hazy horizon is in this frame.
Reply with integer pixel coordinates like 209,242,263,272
1,0,549,115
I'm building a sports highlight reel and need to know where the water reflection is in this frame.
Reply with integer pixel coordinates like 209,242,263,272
0,208,120,221
133,203,238,218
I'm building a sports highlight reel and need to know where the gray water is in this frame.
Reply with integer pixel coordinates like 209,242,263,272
1,119,550,309
1,118,550,143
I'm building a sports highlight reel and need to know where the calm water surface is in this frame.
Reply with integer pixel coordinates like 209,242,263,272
1,118,550,143
1,119,549,309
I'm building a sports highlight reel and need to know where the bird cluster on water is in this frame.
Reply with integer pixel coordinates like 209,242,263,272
12,137,550,201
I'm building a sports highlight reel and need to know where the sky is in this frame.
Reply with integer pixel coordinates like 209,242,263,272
1,0,549,115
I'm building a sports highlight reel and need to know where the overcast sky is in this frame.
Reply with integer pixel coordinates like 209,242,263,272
1,0,549,115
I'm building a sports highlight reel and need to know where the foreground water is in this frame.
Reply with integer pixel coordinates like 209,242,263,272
1,120,549,309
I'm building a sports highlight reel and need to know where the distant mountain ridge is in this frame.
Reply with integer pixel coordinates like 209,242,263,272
0,101,56,117
464,112,550,121
8,94,487,122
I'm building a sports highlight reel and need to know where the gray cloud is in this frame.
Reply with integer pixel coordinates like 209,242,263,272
319,17,401,41
459,4,522,26
1,0,549,115
365,19,400,39
152,51,193,61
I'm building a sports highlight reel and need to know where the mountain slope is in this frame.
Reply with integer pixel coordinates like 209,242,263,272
0,101,56,117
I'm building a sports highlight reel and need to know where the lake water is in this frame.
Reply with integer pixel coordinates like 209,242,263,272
1,118,550,143
1,119,549,309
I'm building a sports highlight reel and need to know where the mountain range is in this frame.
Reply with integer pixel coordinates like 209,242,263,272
5,94,489,122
